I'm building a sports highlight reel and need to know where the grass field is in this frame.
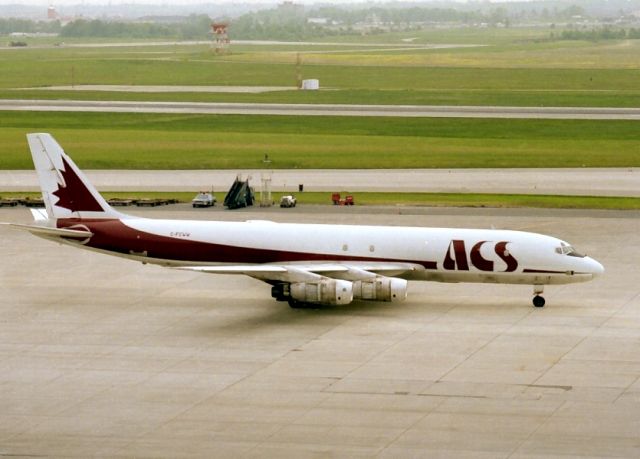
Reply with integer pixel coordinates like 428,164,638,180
0,28,637,179
2,27,640,107
0,111,638,169
3,191,640,210
11,47,638,90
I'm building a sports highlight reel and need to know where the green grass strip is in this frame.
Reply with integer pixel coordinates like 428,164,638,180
1,111,639,169
3,191,639,210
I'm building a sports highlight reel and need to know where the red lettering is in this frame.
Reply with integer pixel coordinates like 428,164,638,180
444,240,518,272
470,241,494,271
495,241,518,272
443,240,469,271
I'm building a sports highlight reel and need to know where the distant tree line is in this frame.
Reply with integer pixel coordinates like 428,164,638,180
306,6,484,26
555,28,640,41
60,19,174,39
0,18,61,34
4,3,634,42
216,4,593,40
225,6,513,41
230,7,322,41
59,15,211,39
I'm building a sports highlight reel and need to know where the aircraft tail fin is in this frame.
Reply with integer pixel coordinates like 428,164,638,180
27,133,122,220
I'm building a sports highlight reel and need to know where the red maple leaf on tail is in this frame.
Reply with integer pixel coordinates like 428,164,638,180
52,156,103,212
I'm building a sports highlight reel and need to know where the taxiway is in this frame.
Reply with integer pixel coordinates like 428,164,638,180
2,99,640,119
1,205,638,457
1,167,638,197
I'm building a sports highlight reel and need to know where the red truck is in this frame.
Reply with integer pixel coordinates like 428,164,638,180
331,193,354,206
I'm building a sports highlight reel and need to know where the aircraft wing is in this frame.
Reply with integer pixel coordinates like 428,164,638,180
176,262,423,283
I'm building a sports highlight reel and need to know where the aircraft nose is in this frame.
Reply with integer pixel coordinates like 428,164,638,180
586,257,605,276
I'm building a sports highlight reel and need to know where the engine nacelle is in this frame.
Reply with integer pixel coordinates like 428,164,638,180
290,279,353,305
352,277,407,302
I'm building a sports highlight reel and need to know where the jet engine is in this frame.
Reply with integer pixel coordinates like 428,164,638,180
272,279,353,305
290,279,353,305
352,277,407,302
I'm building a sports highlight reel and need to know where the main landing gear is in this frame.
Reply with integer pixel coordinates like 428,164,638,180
532,285,545,308
287,299,318,309
272,284,318,309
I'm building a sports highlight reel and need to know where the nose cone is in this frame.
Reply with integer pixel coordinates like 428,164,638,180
586,257,605,277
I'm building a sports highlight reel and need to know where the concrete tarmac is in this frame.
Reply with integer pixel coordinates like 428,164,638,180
3,99,640,119
2,167,639,197
1,205,638,457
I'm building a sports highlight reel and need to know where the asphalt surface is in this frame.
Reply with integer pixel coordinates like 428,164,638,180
1,205,638,457
3,99,640,119
1,39,481,50
26,85,297,94
2,168,638,197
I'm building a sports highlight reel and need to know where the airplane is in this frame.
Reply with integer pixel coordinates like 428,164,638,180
5,133,604,309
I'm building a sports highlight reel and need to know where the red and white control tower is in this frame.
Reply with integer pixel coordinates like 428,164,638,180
211,23,230,54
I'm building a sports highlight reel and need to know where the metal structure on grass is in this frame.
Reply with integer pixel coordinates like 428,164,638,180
211,23,230,54
260,173,272,208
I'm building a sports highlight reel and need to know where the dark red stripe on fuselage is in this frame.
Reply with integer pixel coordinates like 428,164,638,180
58,218,439,269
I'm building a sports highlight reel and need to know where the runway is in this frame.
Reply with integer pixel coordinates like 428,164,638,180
24,85,297,94
2,39,480,50
3,99,640,119
1,167,638,197
1,205,639,457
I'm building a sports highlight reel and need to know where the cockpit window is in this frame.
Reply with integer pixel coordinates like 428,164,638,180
555,243,585,258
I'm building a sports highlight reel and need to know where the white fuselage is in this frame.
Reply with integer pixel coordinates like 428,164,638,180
64,216,603,287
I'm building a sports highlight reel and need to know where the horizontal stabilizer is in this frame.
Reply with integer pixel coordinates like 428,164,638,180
30,208,49,221
3,223,93,238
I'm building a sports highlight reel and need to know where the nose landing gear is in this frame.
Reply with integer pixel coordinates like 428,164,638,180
532,285,545,308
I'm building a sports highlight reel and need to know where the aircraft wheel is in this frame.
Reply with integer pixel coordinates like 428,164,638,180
533,295,545,308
